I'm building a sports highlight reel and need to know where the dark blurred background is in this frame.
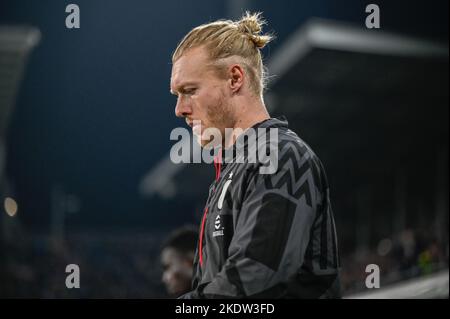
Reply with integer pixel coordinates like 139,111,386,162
0,0,448,298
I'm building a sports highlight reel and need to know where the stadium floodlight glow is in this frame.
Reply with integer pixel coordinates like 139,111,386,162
4,197,18,217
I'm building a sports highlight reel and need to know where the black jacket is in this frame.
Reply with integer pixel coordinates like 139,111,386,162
181,117,341,298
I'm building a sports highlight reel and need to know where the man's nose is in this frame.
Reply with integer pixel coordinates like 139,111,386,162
175,96,192,118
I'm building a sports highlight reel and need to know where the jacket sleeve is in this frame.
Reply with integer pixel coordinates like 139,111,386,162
186,146,323,298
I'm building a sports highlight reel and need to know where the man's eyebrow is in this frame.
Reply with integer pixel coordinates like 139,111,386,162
170,82,198,95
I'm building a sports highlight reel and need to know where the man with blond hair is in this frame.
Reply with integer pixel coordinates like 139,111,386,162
170,12,341,298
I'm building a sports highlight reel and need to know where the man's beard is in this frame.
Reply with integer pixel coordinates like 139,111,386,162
199,95,235,148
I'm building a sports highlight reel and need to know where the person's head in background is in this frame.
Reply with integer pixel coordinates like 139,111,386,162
160,225,198,297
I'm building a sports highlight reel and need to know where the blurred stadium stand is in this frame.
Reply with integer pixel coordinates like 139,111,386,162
0,26,40,185
1,26,40,245
1,231,168,298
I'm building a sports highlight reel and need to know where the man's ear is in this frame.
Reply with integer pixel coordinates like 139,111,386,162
229,64,244,93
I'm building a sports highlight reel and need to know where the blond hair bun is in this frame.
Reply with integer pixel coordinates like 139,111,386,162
236,11,273,49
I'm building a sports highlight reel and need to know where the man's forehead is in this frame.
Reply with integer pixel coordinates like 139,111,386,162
177,46,209,64
162,247,187,263
170,47,211,88
161,247,176,262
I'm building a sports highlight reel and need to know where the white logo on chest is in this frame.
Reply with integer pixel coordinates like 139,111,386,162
218,173,233,210
215,215,221,229
213,215,224,237
214,172,233,238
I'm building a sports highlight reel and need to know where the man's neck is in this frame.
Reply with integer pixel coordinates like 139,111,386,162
224,99,270,149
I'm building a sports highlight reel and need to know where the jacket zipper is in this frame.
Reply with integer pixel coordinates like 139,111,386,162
199,148,222,267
